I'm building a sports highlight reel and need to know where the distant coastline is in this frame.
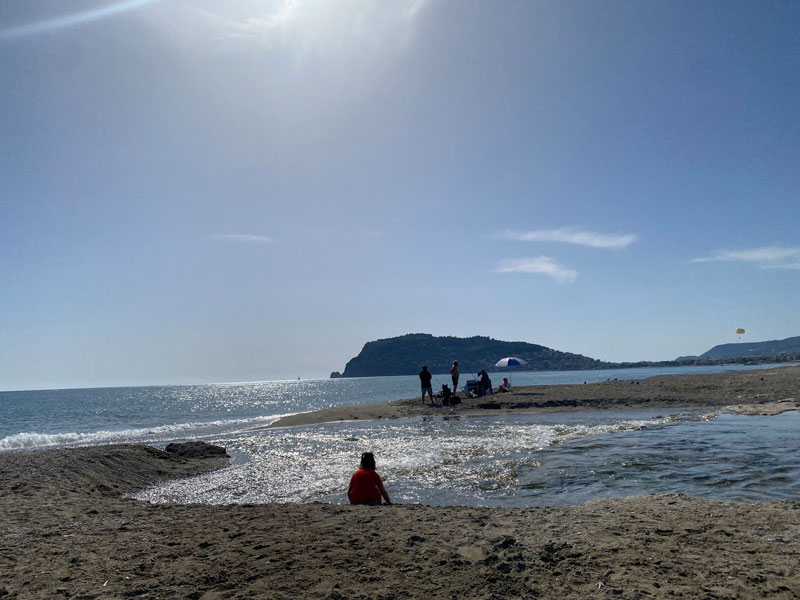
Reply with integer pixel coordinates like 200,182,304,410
330,333,800,378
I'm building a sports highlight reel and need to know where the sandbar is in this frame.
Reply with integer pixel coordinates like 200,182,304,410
268,365,800,428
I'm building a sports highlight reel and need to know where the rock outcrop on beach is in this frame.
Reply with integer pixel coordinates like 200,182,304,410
165,441,228,460
333,333,610,378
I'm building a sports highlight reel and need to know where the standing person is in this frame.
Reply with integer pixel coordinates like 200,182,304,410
481,370,492,394
348,452,392,505
477,369,492,397
419,365,433,403
450,361,460,394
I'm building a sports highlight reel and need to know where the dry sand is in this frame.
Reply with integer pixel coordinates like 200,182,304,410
2,367,800,599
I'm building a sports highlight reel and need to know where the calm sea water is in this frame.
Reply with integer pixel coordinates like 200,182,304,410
2,364,798,506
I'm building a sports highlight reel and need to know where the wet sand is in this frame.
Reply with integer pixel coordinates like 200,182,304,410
269,365,800,428
2,367,800,599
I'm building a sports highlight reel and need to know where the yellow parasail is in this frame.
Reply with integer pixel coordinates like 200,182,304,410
736,328,746,335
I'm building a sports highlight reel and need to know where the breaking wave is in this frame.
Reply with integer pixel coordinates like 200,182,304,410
0,414,285,451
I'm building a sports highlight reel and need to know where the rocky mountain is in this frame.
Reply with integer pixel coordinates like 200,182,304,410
329,334,611,378
698,336,800,360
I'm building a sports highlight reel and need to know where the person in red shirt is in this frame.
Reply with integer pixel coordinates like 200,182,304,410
348,452,392,505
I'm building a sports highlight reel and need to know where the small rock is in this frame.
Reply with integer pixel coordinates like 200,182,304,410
164,442,228,460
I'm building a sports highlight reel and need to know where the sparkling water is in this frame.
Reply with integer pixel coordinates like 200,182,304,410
2,364,798,507
0,363,788,450
131,408,800,507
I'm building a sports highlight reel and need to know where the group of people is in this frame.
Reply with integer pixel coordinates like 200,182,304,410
419,362,511,402
418,362,462,403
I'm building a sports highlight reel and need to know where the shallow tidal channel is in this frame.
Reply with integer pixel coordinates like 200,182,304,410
134,407,800,507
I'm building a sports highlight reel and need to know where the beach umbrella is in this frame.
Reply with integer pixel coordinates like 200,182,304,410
494,357,528,387
495,357,528,368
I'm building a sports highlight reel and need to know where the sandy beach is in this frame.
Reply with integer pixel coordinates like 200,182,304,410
2,368,800,599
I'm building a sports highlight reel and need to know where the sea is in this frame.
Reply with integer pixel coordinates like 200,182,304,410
2,364,798,507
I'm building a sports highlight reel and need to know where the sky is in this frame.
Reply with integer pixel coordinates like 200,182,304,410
1,0,799,390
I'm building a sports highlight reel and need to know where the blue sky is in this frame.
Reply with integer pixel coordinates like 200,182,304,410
2,0,799,390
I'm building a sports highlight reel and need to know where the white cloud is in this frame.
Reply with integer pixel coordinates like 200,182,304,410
691,246,800,270
179,0,429,56
498,227,637,249
496,257,577,284
210,234,273,245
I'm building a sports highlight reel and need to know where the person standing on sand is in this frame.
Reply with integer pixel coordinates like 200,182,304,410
477,370,492,397
419,365,433,403
450,361,460,393
348,452,392,505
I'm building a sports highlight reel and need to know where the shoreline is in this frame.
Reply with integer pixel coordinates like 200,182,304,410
267,365,800,428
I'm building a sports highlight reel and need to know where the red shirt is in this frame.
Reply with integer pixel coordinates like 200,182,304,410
348,468,384,505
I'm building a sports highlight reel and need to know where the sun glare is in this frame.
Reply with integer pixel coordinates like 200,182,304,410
0,0,160,41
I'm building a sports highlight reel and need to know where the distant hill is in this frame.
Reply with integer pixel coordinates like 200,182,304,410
330,334,611,378
699,336,800,360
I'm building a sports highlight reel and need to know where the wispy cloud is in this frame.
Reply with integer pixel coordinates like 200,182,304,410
182,1,429,50
187,0,300,38
691,246,800,270
209,234,273,245
498,227,638,249
496,257,577,284
0,0,158,41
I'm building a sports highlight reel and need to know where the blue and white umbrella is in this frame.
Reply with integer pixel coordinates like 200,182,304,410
494,357,527,368
495,357,528,388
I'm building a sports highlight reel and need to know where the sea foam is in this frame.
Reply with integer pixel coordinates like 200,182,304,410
0,414,285,451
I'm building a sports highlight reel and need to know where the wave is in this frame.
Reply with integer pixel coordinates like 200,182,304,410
0,414,286,451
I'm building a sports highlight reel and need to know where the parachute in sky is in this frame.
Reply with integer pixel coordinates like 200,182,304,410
736,328,746,335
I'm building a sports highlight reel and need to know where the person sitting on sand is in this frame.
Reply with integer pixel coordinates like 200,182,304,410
348,452,392,505
497,377,511,393
419,365,433,404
